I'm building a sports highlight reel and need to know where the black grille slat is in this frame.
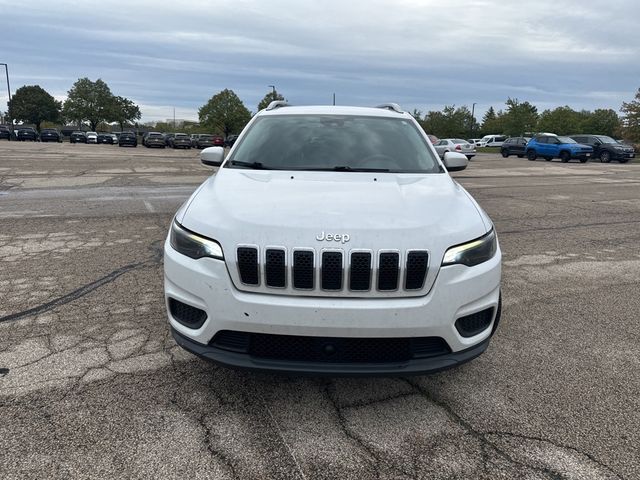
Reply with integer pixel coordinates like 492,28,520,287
349,252,372,291
237,247,259,285
212,330,250,352
405,251,428,290
293,251,314,289
378,252,400,290
321,252,343,290
211,331,452,364
265,249,286,287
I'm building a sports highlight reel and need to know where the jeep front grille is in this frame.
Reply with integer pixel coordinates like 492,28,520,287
235,246,429,295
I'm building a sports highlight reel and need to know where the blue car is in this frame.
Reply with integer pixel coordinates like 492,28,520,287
526,135,593,163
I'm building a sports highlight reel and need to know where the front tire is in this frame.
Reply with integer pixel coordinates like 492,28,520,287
501,149,509,158
599,151,611,163
560,151,570,163
527,150,537,161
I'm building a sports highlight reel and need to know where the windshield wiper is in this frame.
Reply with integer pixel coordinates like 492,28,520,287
229,160,273,170
331,166,390,172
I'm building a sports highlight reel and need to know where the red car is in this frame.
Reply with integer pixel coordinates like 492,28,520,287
212,135,224,147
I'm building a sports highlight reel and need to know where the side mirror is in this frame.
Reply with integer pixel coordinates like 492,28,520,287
200,146,224,167
443,152,468,172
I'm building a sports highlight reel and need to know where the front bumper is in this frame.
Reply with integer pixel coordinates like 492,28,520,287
164,238,501,375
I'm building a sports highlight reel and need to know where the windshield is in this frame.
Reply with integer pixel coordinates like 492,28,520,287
596,136,616,144
226,115,442,173
557,136,577,144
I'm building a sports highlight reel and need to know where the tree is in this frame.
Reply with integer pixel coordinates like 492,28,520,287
481,106,505,135
583,109,621,137
536,106,583,135
199,89,251,137
501,98,538,136
422,105,473,138
8,85,61,132
257,89,285,111
620,88,640,142
111,96,141,131
63,78,116,131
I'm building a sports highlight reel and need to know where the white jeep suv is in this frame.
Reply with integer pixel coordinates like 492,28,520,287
164,102,501,375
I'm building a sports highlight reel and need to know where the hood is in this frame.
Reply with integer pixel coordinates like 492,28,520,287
178,168,489,296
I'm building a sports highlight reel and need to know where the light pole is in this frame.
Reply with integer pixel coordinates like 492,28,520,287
268,84,276,102
0,63,12,135
470,102,477,138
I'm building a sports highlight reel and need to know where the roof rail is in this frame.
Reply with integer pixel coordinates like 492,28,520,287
375,103,404,113
266,100,289,111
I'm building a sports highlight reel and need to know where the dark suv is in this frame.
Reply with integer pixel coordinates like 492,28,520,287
118,131,138,147
70,131,87,143
570,135,635,163
0,125,11,140
40,129,63,142
500,137,530,158
17,127,38,141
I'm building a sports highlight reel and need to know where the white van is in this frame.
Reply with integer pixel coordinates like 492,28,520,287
479,135,507,147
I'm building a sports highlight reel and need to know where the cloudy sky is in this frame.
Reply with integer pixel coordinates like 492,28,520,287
1,0,638,122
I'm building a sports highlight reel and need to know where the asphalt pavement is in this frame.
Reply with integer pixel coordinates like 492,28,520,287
0,142,638,479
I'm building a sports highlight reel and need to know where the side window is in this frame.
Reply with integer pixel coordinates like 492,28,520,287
536,137,547,144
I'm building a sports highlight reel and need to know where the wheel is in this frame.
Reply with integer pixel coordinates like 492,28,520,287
501,149,509,158
560,151,570,163
599,151,611,163
527,150,537,161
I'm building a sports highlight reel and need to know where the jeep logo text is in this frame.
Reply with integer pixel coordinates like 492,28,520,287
316,231,350,243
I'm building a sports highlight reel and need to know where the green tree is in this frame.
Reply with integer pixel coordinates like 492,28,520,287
582,109,621,137
8,85,61,132
112,96,141,132
536,106,583,135
257,89,285,111
199,89,251,137
422,105,473,138
620,88,640,142
501,98,538,136
480,106,505,135
63,78,116,131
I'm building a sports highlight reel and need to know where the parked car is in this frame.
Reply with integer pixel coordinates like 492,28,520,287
97,132,114,144
569,135,635,163
500,137,530,158
164,133,175,146
170,133,191,149
118,131,138,147
1,125,13,140
39,128,63,142
165,103,501,375
86,131,98,144
478,135,506,147
190,134,213,149
433,138,476,160
224,134,239,148
145,132,166,148
525,135,592,163
109,133,118,144
70,131,87,143
17,127,38,141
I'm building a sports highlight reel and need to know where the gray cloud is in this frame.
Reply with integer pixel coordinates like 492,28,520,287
1,0,638,121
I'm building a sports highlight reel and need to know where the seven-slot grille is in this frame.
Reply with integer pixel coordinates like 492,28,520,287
236,247,429,293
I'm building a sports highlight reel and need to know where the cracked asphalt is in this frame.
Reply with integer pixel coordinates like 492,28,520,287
0,141,638,479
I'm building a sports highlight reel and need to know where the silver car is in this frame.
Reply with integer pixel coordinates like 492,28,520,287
433,138,476,160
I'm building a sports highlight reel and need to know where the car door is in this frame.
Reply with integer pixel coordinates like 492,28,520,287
514,137,527,155
546,136,561,157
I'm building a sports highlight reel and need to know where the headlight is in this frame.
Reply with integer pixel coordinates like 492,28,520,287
169,221,224,260
442,229,497,267
613,146,624,150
